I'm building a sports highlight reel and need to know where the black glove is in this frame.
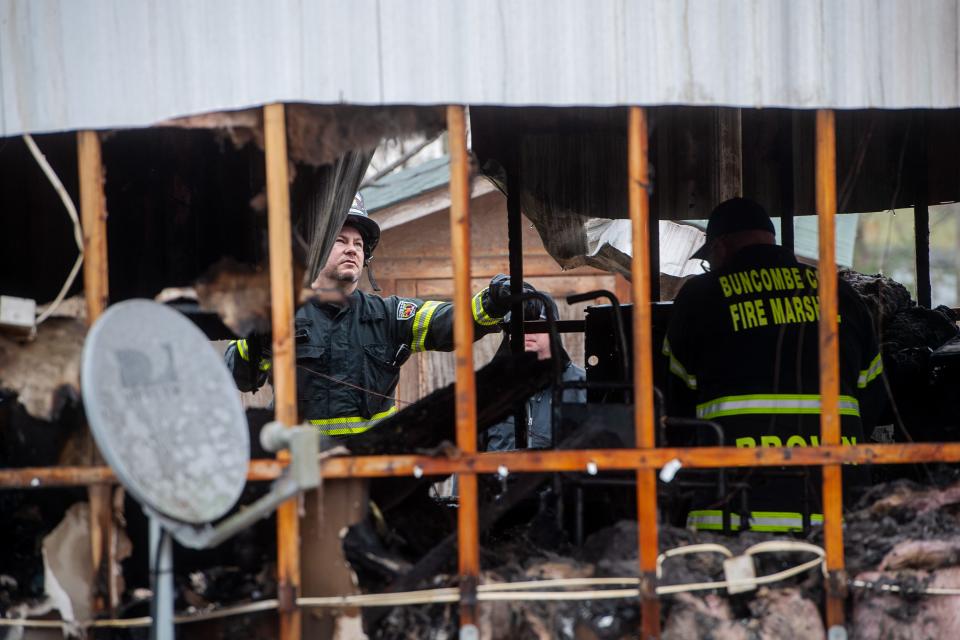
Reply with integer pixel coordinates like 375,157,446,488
246,333,273,367
246,334,264,363
487,274,536,318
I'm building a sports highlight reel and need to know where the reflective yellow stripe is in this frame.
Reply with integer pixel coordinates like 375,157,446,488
309,406,398,425
471,289,500,326
234,339,249,361
309,406,398,436
696,394,861,420
312,423,376,436
686,509,824,532
411,301,443,353
662,338,697,390
858,352,884,388
233,339,270,371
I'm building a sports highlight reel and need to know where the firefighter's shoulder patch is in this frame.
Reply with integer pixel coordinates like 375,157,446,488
396,300,418,320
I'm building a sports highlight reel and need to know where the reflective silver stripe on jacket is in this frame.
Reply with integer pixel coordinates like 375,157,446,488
309,406,398,436
662,337,698,390
696,394,861,420
471,289,500,326
411,301,443,353
857,352,884,388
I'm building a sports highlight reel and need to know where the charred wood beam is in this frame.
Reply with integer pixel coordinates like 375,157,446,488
507,161,528,449
915,202,931,308
915,113,931,309
344,353,553,456
264,102,301,640
364,418,622,628
12,442,960,490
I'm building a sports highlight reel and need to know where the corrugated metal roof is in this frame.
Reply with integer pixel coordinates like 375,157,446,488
3,0,958,137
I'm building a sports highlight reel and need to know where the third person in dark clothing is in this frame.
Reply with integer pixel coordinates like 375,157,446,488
484,292,586,451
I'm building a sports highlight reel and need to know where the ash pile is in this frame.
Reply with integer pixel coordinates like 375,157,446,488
840,270,960,442
366,473,960,640
2,271,960,638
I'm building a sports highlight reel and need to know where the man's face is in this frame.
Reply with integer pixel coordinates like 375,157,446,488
320,225,365,285
524,332,552,361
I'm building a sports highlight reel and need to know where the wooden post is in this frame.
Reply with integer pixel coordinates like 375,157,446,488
264,103,301,640
77,129,120,618
448,105,480,631
629,107,661,639
78,131,108,322
507,161,528,448
815,109,846,630
914,113,931,309
915,202,931,308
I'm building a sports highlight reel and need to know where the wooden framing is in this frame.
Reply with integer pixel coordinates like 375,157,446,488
4,103,955,639
264,102,302,640
78,131,109,321
9,441,960,489
628,107,661,638
447,105,481,630
815,109,847,629
77,129,117,615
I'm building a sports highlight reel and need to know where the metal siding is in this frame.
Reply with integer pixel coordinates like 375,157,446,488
2,0,958,137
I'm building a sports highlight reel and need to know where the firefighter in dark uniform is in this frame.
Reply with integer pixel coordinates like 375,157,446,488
663,197,884,532
225,193,517,436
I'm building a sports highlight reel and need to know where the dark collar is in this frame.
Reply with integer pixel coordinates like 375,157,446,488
352,290,385,322
724,244,797,272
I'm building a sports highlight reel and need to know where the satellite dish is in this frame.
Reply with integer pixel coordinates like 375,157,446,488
81,300,249,525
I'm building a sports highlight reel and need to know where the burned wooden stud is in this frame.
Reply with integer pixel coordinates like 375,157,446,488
345,353,552,456
16,441,960,488
77,129,120,616
816,109,846,631
915,202,931,308
447,104,481,632
648,199,660,303
629,106,661,639
781,210,795,254
78,130,108,322
915,113,931,309
264,102,302,640
319,442,960,477
507,161,529,449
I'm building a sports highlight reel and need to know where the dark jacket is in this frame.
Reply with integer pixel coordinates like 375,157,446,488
664,244,884,531
484,361,586,451
225,288,504,435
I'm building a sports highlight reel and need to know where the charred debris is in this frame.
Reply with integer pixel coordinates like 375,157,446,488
2,106,960,639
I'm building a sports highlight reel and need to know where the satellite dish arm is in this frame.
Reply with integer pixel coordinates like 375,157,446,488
157,424,321,550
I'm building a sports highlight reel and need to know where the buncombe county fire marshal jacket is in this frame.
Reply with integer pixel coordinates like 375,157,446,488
224,287,505,436
663,244,884,532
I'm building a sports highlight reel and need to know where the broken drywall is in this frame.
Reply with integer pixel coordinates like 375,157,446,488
0,318,84,421
41,502,94,635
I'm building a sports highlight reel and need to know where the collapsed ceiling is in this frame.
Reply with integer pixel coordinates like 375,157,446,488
472,106,960,276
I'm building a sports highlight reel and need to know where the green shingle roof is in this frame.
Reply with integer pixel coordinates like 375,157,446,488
361,155,451,213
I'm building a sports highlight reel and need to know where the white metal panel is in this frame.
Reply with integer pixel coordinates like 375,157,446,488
2,0,958,137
